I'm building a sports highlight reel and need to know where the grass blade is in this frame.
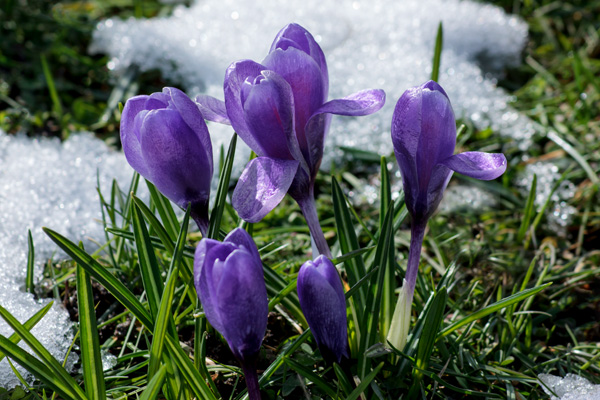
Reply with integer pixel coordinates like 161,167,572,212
379,156,395,342
438,283,552,338
409,287,447,397
0,302,53,363
76,263,106,400
284,358,338,398
346,362,384,400
332,176,366,318
208,133,237,239
140,364,168,400
146,180,180,241
0,305,87,400
131,199,165,319
517,174,536,242
0,335,79,399
26,230,35,294
165,336,218,400
431,22,444,82
43,227,153,329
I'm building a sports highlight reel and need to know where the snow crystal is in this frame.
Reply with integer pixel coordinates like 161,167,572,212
0,131,137,388
539,373,600,400
90,0,534,176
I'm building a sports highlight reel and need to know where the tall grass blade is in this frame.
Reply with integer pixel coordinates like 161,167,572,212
208,133,237,239
517,174,536,242
140,364,168,400
43,227,154,328
438,283,552,338
26,230,35,294
0,336,80,400
431,22,444,82
0,302,53,362
132,200,165,319
0,305,87,399
379,156,395,341
76,263,106,400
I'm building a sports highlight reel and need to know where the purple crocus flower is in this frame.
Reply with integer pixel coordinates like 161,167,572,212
194,228,268,400
297,255,349,364
121,87,213,235
196,23,385,257
387,81,507,350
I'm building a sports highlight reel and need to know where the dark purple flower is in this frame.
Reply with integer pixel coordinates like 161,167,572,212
194,228,267,399
391,80,507,225
297,255,349,364
121,87,213,235
196,23,385,257
387,81,507,350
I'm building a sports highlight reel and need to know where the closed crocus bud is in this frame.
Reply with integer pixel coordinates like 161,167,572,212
121,87,213,235
194,228,267,400
196,23,385,258
387,81,507,350
297,255,349,364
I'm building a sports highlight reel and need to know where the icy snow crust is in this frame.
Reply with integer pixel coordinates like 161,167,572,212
90,0,533,166
0,131,136,388
539,374,600,400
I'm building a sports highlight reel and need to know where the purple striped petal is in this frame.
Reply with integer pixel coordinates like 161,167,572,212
440,152,507,180
194,95,231,125
232,157,300,223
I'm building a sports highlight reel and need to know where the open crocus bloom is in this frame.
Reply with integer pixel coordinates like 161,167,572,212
196,23,385,257
387,81,507,350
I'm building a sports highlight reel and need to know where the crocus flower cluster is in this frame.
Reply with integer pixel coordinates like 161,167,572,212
386,81,507,350
196,23,385,258
120,21,508,399
194,228,268,400
120,87,213,235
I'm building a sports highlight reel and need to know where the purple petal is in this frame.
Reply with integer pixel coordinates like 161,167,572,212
165,87,213,164
224,60,268,151
270,23,328,97
242,71,301,160
422,164,453,219
440,152,507,180
139,109,212,209
216,249,268,360
224,228,261,264
311,89,386,117
232,157,300,223
194,95,231,125
297,257,348,363
121,95,151,177
194,239,232,333
262,47,325,159
415,85,456,193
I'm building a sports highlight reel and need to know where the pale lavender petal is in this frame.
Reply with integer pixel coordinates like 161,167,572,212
232,157,300,223
195,95,231,125
216,249,268,360
440,152,507,180
224,60,267,151
310,89,386,117
121,95,151,177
